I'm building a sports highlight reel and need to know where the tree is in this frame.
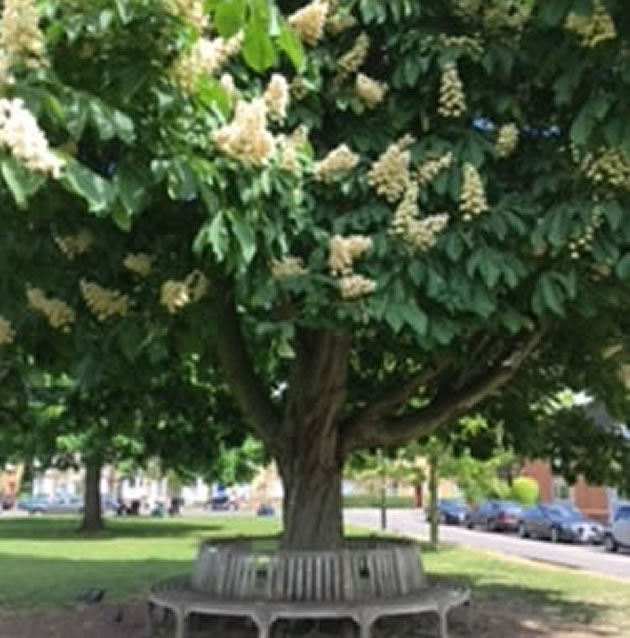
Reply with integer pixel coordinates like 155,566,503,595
2,0,630,549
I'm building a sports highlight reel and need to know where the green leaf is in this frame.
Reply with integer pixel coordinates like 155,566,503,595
0,156,46,209
602,200,623,231
615,254,630,280
197,212,230,261
229,214,257,264
113,159,151,216
112,204,132,232
167,159,198,201
384,304,404,333
242,0,277,72
214,0,247,37
277,19,304,70
401,304,428,336
61,157,115,214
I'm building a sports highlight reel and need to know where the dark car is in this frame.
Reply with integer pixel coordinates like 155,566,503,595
518,504,604,544
466,500,523,532
207,493,238,511
428,500,469,525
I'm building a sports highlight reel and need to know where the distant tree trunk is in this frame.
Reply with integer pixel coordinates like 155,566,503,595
428,453,439,547
379,449,388,530
414,483,423,507
80,457,103,533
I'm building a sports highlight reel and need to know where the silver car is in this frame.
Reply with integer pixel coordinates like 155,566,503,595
604,505,630,553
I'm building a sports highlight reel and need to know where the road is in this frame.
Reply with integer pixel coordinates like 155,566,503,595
344,508,630,580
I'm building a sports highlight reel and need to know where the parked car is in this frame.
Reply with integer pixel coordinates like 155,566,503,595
466,500,523,532
427,500,469,525
518,504,603,544
18,495,84,515
604,505,630,553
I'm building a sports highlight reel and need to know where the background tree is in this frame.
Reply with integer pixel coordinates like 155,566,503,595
2,0,630,550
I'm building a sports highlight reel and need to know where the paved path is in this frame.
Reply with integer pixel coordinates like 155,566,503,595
345,508,630,580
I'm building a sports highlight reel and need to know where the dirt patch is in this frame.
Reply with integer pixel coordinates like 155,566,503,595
0,600,625,638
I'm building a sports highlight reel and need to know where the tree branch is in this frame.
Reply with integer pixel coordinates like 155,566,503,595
343,329,545,451
213,278,281,450
341,355,452,443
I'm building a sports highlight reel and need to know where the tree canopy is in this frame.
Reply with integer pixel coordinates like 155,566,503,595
2,0,630,547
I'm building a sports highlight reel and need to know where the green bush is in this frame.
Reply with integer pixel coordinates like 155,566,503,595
509,477,539,505
342,494,415,508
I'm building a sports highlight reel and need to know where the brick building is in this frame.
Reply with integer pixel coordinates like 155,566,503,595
521,459,628,523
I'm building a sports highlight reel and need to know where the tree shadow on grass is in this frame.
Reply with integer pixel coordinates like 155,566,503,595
0,554,191,611
0,516,234,540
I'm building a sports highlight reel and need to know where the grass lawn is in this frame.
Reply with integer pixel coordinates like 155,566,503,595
1,516,629,635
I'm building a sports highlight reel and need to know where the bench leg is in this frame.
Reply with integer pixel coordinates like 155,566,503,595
174,610,187,638
146,602,155,636
438,610,449,638
360,619,373,638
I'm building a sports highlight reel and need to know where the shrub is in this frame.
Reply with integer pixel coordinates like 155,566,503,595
510,477,539,505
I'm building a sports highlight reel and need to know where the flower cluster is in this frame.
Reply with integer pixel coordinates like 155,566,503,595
459,163,488,219
80,280,130,321
569,206,604,260
278,126,309,173
367,135,414,202
337,33,370,76
160,270,208,314
484,3,530,32
54,229,93,259
123,253,152,277
495,123,519,157
264,74,290,121
0,98,64,177
169,33,243,93
437,34,483,55
579,147,630,190
288,0,329,46
0,315,15,345
170,0,207,30
212,98,275,166
220,73,237,100
326,10,356,35
314,144,359,182
270,256,307,279
392,182,449,252
566,0,616,48
355,74,387,109
450,0,481,20
438,63,466,118
0,0,48,79
338,274,376,300
26,287,75,331
290,76,309,101
328,234,372,276
417,152,453,188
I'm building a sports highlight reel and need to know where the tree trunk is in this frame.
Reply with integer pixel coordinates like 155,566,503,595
80,457,103,533
429,453,439,547
279,331,349,550
279,452,343,550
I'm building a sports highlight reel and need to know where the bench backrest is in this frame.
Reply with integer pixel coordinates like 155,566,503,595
191,537,427,602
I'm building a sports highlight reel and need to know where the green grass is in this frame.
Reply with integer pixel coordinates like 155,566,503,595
0,516,280,608
1,516,630,635
422,543,630,631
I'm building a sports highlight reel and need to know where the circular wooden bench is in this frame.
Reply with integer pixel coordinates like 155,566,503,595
147,536,469,638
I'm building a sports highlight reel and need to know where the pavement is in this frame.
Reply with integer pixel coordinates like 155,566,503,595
344,507,630,581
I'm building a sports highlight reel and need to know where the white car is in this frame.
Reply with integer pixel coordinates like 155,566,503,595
604,505,630,553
